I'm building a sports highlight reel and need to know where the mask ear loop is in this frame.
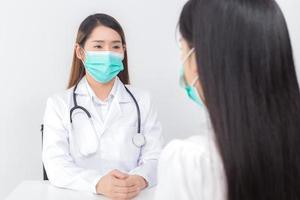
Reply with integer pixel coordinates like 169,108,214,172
182,47,195,64
182,47,196,86
191,76,199,86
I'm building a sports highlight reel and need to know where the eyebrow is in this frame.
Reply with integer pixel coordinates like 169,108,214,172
91,40,122,44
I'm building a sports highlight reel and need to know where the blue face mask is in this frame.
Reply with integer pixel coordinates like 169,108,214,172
83,51,124,83
180,48,204,107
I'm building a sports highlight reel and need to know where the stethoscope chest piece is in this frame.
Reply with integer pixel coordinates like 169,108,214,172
132,133,146,147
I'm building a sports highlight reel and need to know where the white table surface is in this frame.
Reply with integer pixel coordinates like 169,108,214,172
5,181,156,200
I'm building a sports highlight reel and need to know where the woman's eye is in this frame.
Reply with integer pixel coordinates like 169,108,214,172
113,46,121,49
94,45,102,49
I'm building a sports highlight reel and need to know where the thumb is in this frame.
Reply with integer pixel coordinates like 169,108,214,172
110,169,129,179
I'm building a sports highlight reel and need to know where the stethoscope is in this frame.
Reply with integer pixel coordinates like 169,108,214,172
69,80,146,148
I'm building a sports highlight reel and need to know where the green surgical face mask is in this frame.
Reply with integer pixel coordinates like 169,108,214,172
179,48,204,107
83,50,124,83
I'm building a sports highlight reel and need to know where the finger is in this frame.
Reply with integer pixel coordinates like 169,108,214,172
112,177,135,187
110,169,129,179
112,185,140,194
123,177,137,187
111,189,140,200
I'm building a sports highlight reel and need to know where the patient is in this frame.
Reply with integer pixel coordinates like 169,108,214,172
155,0,300,199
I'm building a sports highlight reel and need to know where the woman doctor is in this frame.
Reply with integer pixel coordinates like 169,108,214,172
42,13,163,199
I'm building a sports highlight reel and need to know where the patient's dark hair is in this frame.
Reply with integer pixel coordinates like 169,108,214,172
179,0,300,199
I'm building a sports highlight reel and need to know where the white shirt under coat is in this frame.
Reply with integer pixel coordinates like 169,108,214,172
42,76,164,194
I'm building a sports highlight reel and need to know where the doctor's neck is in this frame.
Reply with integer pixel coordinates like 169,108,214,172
85,74,115,101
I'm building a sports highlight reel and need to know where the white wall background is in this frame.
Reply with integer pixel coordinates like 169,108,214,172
0,0,299,199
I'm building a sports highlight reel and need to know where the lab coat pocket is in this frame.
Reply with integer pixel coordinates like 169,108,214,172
101,125,141,162
117,126,141,162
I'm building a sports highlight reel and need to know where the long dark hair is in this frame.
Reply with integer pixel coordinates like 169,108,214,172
179,0,300,199
68,13,130,88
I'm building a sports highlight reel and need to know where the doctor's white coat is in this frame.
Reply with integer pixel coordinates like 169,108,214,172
42,77,163,193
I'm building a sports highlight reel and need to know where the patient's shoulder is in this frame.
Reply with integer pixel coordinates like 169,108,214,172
156,134,226,199
163,134,213,158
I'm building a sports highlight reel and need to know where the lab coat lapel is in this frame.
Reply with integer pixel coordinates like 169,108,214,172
103,92,122,129
85,97,105,129
75,78,105,135
102,78,131,129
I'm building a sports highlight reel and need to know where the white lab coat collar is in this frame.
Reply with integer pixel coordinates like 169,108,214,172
74,76,132,103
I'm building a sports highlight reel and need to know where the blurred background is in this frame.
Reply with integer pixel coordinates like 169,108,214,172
0,0,299,198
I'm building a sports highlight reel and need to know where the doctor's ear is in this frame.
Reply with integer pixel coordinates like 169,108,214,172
75,44,85,61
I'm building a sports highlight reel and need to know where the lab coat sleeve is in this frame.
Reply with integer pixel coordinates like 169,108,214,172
42,96,102,194
128,93,164,188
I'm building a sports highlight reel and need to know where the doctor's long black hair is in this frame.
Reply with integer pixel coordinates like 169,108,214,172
179,0,300,199
68,13,130,88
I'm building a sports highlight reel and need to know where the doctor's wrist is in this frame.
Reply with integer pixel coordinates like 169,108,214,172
95,179,103,195
133,175,148,189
